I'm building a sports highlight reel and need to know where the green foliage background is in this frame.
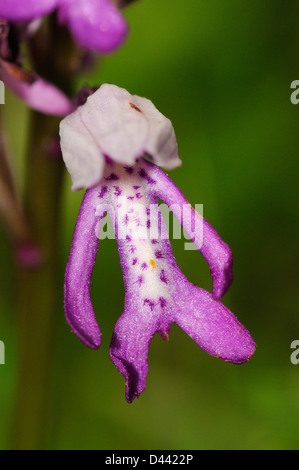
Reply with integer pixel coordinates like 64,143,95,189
0,0,298,449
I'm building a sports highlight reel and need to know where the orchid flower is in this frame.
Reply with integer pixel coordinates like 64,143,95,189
60,84,256,403
0,18,73,115
0,58,74,116
0,0,127,54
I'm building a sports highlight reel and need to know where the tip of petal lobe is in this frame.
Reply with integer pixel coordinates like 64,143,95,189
110,351,145,404
64,294,102,349
212,334,256,365
68,323,102,350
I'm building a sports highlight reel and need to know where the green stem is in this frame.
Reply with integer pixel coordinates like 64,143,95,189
8,13,77,450
11,111,64,450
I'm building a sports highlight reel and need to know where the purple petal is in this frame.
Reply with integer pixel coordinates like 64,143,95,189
63,159,255,403
150,162,233,299
0,62,73,116
64,188,101,349
110,299,170,403
173,278,256,363
0,0,58,22
107,160,254,401
58,0,127,53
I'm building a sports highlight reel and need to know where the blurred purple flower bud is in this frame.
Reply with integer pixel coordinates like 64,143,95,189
0,0,128,54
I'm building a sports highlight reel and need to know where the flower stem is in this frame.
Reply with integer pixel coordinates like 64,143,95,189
10,111,64,449
7,13,76,450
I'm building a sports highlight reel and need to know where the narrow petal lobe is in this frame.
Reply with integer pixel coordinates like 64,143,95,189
64,188,102,348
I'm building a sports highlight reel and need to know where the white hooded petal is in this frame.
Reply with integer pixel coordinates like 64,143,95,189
133,95,181,169
59,83,181,190
59,107,105,191
80,83,149,165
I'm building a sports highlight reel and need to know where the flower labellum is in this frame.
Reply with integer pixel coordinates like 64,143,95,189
60,84,256,403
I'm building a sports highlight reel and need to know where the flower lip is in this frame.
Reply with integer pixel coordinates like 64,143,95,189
64,159,256,403
59,83,182,191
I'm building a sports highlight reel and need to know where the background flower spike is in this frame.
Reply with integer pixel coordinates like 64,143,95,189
0,61,73,116
0,0,128,54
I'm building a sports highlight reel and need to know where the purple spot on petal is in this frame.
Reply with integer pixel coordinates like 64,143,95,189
155,250,164,259
146,220,151,229
137,275,143,286
138,168,156,185
144,298,155,310
132,258,138,265
151,239,159,245
146,208,151,215
113,186,122,196
130,245,136,253
127,195,135,200
159,297,167,308
160,269,168,283
133,185,141,190
141,262,147,270
126,235,132,241
124,166,133,174
98,186,108,198
105,173,119,181
136,193,143,199
123,214,129,225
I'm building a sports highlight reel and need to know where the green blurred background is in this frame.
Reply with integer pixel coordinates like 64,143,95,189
1,0,299,449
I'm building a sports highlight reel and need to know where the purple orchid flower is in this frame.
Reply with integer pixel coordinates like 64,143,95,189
0,18,73,115
0,58,74,115
0,0,127,54
59,84,256,403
